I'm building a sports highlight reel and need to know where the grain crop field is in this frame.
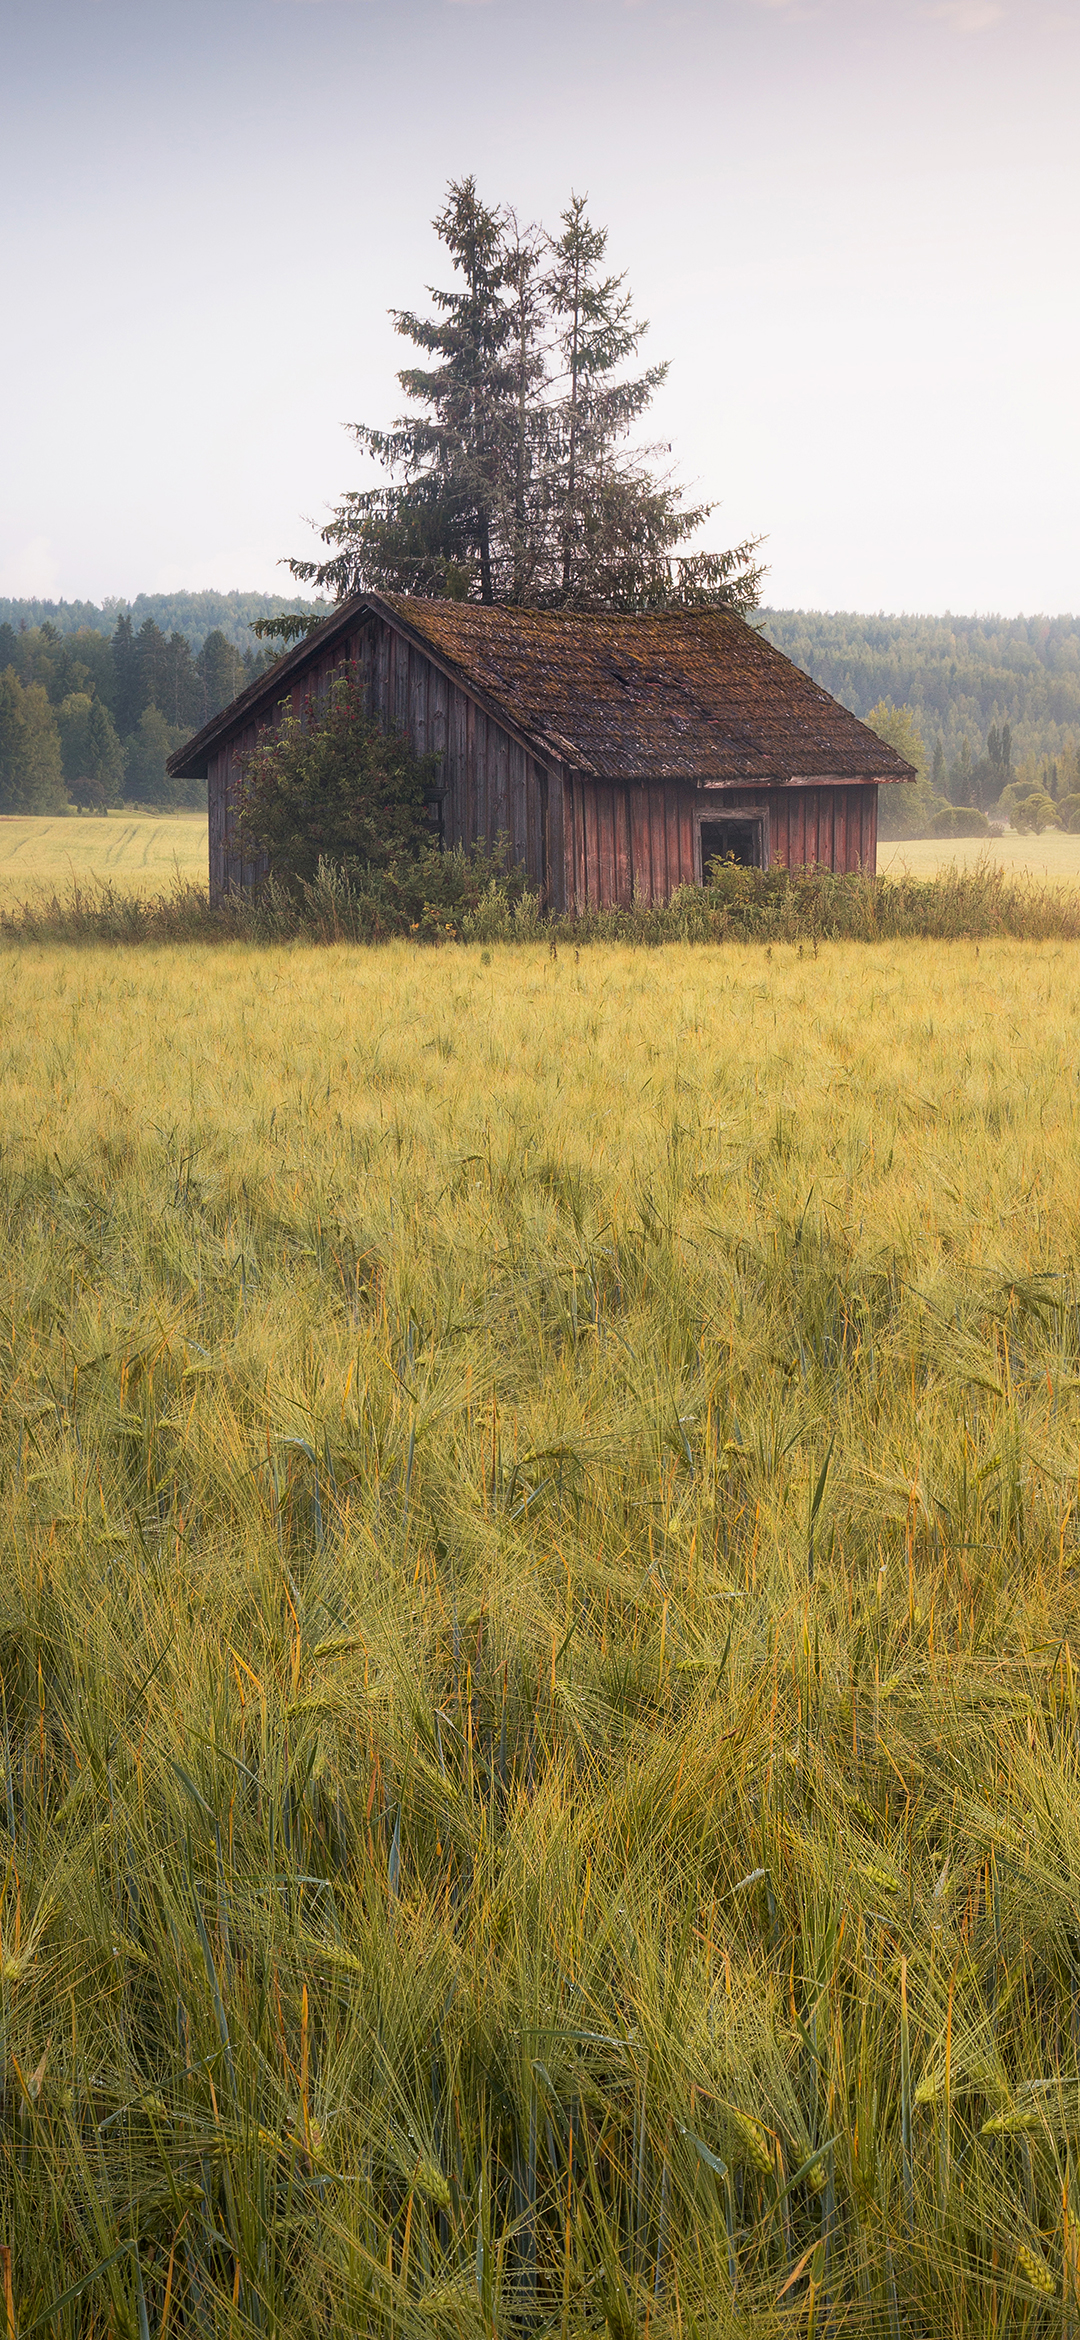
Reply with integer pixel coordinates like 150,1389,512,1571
881,832,1080,883
4,935,1080,2338
0,813,208,905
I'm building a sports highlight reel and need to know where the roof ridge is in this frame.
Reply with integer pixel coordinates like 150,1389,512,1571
169,592,916,787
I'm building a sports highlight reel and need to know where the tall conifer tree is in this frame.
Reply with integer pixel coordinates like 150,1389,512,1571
286,180,763,617
294,181,517,605
111,614,140,736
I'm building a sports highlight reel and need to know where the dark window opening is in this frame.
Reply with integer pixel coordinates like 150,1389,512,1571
700,819,763,875
425,793,445,848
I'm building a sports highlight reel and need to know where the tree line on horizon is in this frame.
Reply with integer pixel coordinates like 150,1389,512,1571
2,598,1077,832
0,614,282,816
762,606,1080,766
759,610,1080,840
0,590,326,657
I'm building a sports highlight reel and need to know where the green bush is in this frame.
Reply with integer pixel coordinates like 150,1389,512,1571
877,785,949,839
929,803,990,837
1003,785,1060,834
277,839,539,943
235,669,438,887
1056,790,1080,832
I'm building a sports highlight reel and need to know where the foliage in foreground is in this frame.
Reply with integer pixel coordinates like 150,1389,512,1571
3,937,1080,2335
5,849,1080,949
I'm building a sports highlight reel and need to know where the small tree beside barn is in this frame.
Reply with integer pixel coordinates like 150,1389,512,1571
233,672,436,888
168,594,915,910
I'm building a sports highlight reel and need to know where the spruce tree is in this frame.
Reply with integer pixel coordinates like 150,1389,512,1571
136,619,171,721
164,632,201,729
285,179,763,618
544,195,666,602
197,631,245,723
501,213,549,604
111,614,140,736
293,180,517,605
87,699,125,804
125,705,179,804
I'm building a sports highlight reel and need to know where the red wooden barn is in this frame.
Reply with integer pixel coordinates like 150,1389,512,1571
168,594,914,910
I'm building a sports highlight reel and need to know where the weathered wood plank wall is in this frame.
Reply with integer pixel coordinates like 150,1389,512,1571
770,784,877,874
560,779,878,911
567,779,701,910
211,731,269,902
209,606,881,909
212,613,558,906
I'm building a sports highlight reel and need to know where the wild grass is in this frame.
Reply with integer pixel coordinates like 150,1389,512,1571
3,934,1080,2336
5,850,1080,950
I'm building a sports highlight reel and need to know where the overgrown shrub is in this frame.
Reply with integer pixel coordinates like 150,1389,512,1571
1002,784,1060,833
235,670,440,886
268,839,539,943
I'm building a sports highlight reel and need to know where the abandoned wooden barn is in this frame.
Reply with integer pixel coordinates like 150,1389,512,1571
168,595,915,910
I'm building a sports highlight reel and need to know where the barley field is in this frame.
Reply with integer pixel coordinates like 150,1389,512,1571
3,935,1080,2337
0,813,208,907
880,832,1080,883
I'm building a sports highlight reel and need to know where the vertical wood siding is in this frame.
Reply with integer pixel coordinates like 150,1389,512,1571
212,732,269,901
209,612,562,907
768,784,878,878
559,779,880,913
206,606,884,911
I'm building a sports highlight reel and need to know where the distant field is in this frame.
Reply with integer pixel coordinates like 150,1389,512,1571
880,828,1080,881
0,811,208,902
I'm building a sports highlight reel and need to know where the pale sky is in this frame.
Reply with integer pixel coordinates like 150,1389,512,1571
2,0,1077,616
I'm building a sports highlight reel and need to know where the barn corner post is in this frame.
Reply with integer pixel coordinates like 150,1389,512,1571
207,743,227,907
866,781,879,874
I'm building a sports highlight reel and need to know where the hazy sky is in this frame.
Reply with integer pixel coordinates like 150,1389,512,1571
2,0,1077,615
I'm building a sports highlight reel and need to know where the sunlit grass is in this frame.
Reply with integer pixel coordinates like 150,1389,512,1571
3,935,1080,2335
881,830,1080,881
0,812,208,905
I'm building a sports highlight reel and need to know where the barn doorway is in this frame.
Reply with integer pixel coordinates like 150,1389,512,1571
699,817,765,877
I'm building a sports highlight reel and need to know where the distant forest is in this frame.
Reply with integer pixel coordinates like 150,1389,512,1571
761,610,1080,775
2,592,1077,825
0,593,327,814
0,591,329,657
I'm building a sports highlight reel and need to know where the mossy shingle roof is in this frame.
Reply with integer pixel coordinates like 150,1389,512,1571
169,594,915,785
383,598,913,783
